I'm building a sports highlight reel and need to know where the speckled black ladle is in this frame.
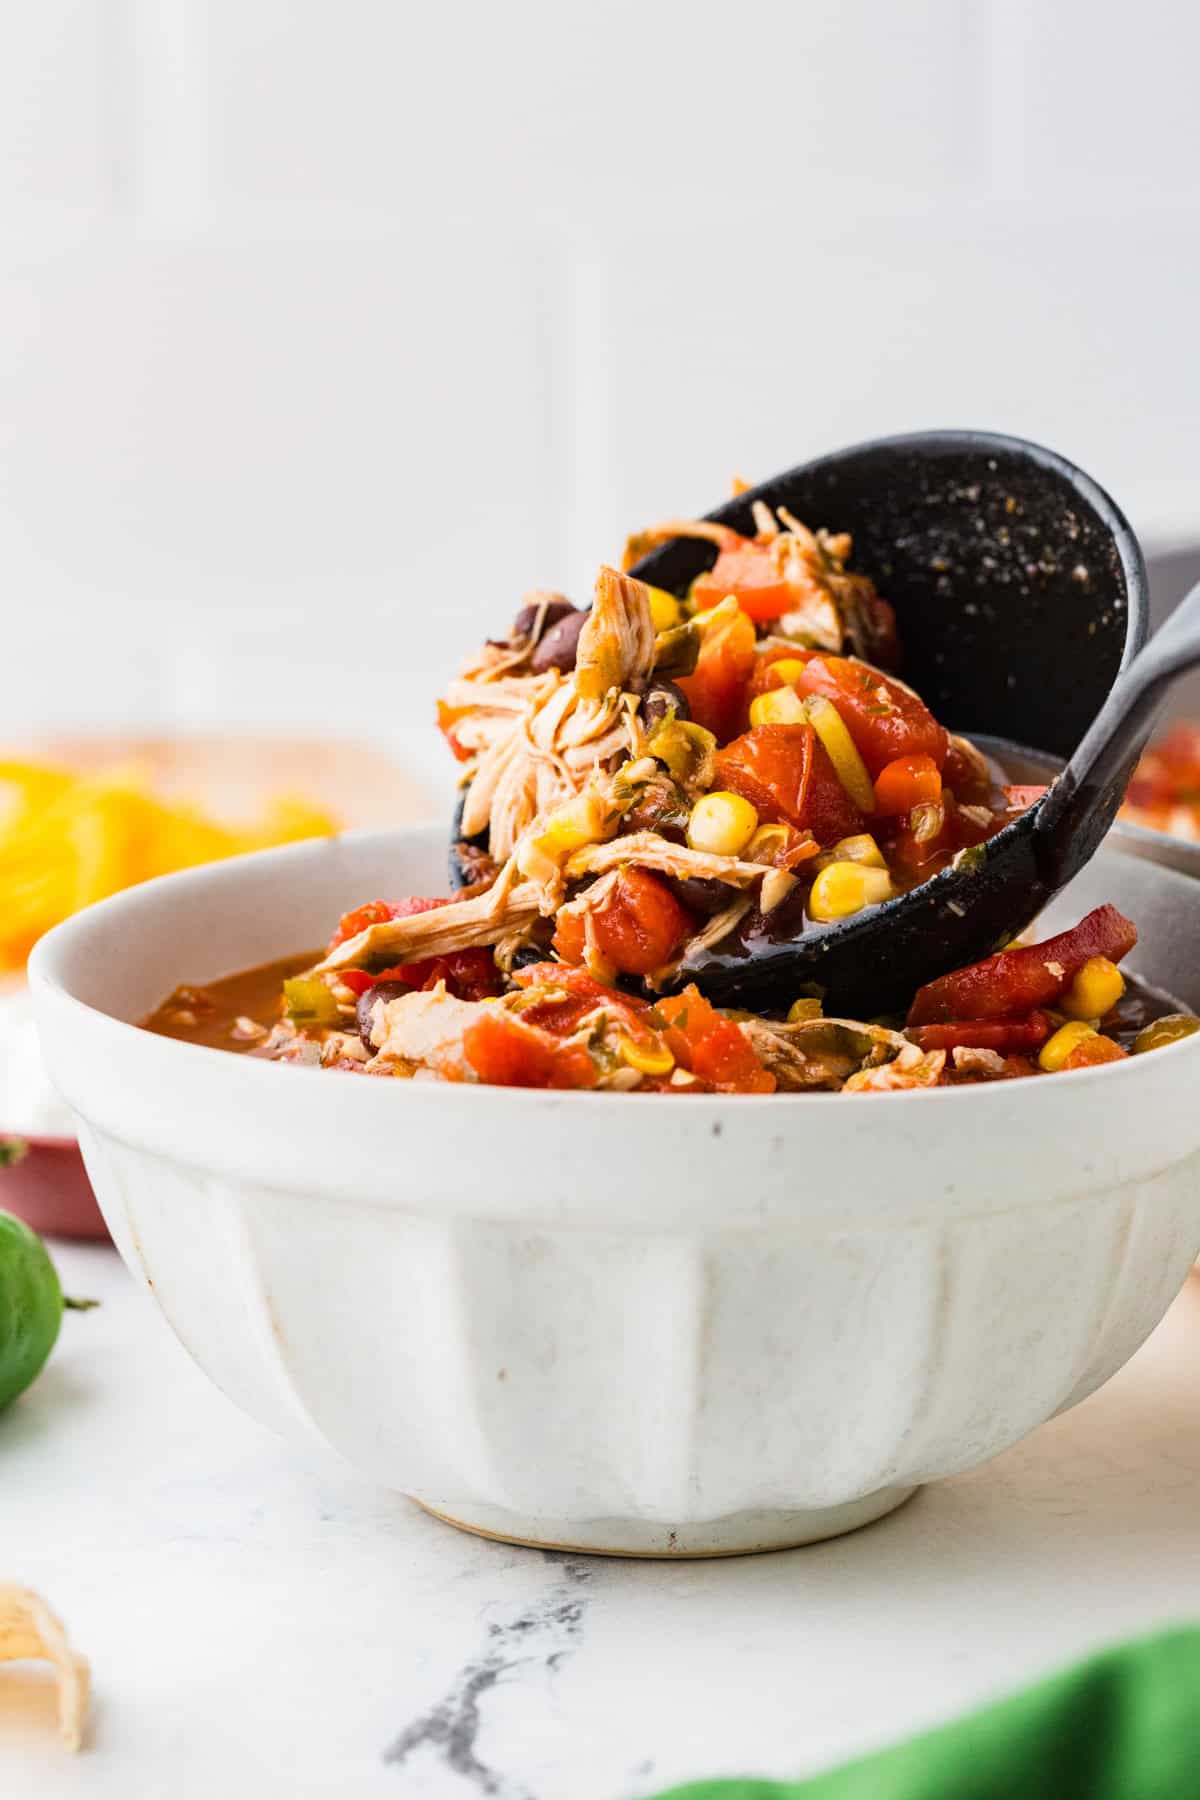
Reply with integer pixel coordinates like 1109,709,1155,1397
452,431,1168,1016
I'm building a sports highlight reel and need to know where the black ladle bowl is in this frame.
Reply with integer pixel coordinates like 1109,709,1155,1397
451,431,1155,1016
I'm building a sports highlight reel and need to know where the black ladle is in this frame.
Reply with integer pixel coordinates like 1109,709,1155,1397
682,583,1200,1017
452,432,1158,1015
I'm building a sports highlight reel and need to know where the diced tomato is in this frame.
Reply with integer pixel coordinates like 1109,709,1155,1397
714,724,865,845
907,1013,1055,1053
745,644,821,705
553,868,693,978
511,962,649,1036
907,904,1138,1026
873,754,943,818
1003,785,1049,814
791,656,948,777
328,895,446,951
656,989,775,1094
375,948,502,1002
690,543,795,622
676,605,758,742
1062,1033,1129,1072
339,970,375,997
462,1010,597,1089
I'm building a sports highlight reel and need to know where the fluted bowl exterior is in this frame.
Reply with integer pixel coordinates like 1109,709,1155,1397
29,828,1200,1554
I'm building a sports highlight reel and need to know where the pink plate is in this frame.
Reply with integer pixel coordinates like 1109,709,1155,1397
0,1135,107,1240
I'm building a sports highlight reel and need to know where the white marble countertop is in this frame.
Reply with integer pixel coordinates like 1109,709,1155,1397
3,1244,1199,1799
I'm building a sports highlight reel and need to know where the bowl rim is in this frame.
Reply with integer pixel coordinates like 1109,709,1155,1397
1110,814,1200,864
27,823,1200,1116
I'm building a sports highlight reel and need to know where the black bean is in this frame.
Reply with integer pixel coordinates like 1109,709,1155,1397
356,980,411,1051
512,598,577,642
640,680,690,733
665,875,733,917
530,608,588,673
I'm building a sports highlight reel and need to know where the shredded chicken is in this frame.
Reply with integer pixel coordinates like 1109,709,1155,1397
844,1044,946,1092
621,507,891,662
733,1018,843,1091
748,1016,909,1085
369,987,487,1078
574,566,657,700
565,831,767,888
313,866,543,972
951,1045,1007,1077
654,895,756,986
447,567,655,860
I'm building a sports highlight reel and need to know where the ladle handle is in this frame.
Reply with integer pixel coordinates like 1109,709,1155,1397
1037,579,1200,874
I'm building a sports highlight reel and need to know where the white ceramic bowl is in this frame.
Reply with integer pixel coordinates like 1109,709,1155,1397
29,828,1200,1557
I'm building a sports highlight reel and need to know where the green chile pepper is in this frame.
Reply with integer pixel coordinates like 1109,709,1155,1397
0,1210,93,1413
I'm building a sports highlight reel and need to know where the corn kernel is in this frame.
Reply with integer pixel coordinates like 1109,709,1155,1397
687,791,759,856
766,657,810,686
799,696,877,812
808,861,895,922
619,1037,675,1077
815,833,887,871
1133,1013,1200,1054
745,822,791,863
1039,1020,1097,1072
538,792,617,854
787,996,823,1022
1060,956,1125,1021
749,686,806,727
647,585,683,631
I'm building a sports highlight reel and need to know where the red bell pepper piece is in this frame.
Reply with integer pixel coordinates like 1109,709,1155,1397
907,1013,1055,1053
907,905,1138,1026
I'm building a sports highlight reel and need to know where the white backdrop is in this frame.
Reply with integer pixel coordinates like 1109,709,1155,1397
1,0,1197,788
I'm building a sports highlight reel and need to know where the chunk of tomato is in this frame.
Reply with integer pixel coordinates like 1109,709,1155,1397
1062,1033,1128,1071
655,989,775,1094
553,867,693,977
713,724,864,845
374,949,502,1002
462,1010,596,1089
511,962,649,1036
792,656,948,777
328,895,446,952
873,754,943,817
676,605,757,743
690,544,794,622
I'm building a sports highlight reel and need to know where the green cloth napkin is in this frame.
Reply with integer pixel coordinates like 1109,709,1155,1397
648,1626,1200,1800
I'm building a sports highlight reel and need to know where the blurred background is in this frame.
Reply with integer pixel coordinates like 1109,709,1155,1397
2,0,1198,799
